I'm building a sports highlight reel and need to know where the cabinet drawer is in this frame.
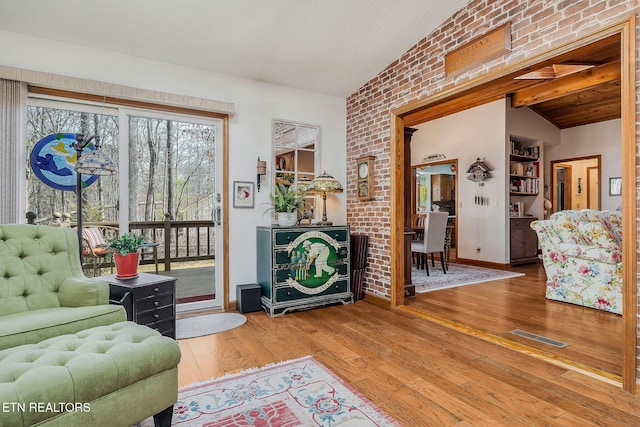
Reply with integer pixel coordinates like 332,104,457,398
133,281,174,300
275,280,348,302
274,228,348,246
510,218,536,230
136,293,174,312
136,306,174,325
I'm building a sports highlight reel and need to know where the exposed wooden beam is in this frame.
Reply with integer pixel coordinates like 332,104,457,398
511,60,620,108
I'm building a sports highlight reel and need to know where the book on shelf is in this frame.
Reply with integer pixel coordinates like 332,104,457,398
509,201,525,217
511,163,524,176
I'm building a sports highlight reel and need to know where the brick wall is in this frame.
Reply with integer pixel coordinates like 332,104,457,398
346,0,639,372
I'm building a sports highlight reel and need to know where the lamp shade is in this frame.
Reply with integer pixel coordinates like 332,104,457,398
257,158,267,175
75,149,118,176
295,177,313,193
306,171,343,194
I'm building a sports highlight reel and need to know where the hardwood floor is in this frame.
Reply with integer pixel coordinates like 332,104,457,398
177,297,639,426
405,263,623,378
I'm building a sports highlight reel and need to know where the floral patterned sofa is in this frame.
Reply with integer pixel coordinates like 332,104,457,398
530,209,622,314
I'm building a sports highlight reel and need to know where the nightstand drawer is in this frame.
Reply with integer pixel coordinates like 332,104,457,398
136,293,174,312
134,280,174,300
137,306,174,325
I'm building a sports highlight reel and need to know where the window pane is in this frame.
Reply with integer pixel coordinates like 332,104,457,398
26,105,119,224
128,116,216,221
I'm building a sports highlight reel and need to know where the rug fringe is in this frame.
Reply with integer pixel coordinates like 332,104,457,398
180,355,314,390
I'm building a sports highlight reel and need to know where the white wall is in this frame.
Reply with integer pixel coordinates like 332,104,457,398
0,30,347,301
551,120,622,211
412,99,507,263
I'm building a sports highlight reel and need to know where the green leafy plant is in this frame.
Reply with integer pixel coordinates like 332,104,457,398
107,232,145,255
269,183,305,213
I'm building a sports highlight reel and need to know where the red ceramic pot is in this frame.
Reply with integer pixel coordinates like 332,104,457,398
114,252,140,279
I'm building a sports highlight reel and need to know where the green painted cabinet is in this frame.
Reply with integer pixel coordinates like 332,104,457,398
257,225,352,316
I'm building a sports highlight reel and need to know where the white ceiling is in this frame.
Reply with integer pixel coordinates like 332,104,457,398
0,0,470,97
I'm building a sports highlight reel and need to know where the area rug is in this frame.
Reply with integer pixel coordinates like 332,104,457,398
176,313,247,339
413,262,524,293
167,356,400,426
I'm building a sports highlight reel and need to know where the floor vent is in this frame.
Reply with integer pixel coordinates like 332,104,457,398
509,329,569,348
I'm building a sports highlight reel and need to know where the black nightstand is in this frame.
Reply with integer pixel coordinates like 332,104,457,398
101,272,176,339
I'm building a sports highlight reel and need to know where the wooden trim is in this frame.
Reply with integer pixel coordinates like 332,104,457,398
390,113,405,308
511,60,621,108
361,292,392,309
222,116,230,311
586,166,600,209
393,18,632,118
28,86,229,120
390,16,637,391
619,15,637,394
454,258,510,270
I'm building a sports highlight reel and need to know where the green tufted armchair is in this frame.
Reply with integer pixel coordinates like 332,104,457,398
0,224,126,350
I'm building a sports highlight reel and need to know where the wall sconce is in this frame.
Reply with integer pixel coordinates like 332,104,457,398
256,157,267,191
577,177,582,194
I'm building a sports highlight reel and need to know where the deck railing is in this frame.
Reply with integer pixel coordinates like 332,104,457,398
83,219,215,271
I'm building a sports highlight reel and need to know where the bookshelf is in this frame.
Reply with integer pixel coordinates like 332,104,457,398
508,135,543,265
509,136,542,217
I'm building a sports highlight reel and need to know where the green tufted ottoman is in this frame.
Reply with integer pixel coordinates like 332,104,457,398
0,321,181,427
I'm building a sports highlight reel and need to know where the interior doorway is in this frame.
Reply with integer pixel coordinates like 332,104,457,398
554,164,572,211
388,21,636,391
551,155,601,214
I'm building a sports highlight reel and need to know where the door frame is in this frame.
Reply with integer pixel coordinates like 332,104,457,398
389,18,637,391
550,155,602,213
587,165,600,209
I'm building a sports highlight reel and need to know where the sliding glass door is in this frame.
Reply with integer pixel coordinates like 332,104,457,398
121,110,223,311
25,97,224,311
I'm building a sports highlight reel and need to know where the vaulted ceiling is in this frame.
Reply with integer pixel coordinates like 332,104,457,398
0,1,620,129
0,0,470,98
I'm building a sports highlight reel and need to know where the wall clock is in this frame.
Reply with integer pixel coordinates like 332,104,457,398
356,155,375,201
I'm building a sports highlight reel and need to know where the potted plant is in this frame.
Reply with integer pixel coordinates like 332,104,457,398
269,183,305,226
108,232,145,279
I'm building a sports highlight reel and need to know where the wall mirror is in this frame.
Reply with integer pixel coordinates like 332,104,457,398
273,119,319,187
413,161,457,216
412,159,458,252
272,119,320,216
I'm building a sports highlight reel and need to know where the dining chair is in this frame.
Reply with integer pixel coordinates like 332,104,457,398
411,214,427,265
411,211,449,276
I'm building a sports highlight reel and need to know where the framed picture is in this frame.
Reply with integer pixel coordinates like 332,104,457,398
609,177,622,196
233,181,255,208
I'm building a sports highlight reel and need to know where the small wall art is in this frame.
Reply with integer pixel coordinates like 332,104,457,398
609,177,621,196
233,181,255,208
609,176,622,196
